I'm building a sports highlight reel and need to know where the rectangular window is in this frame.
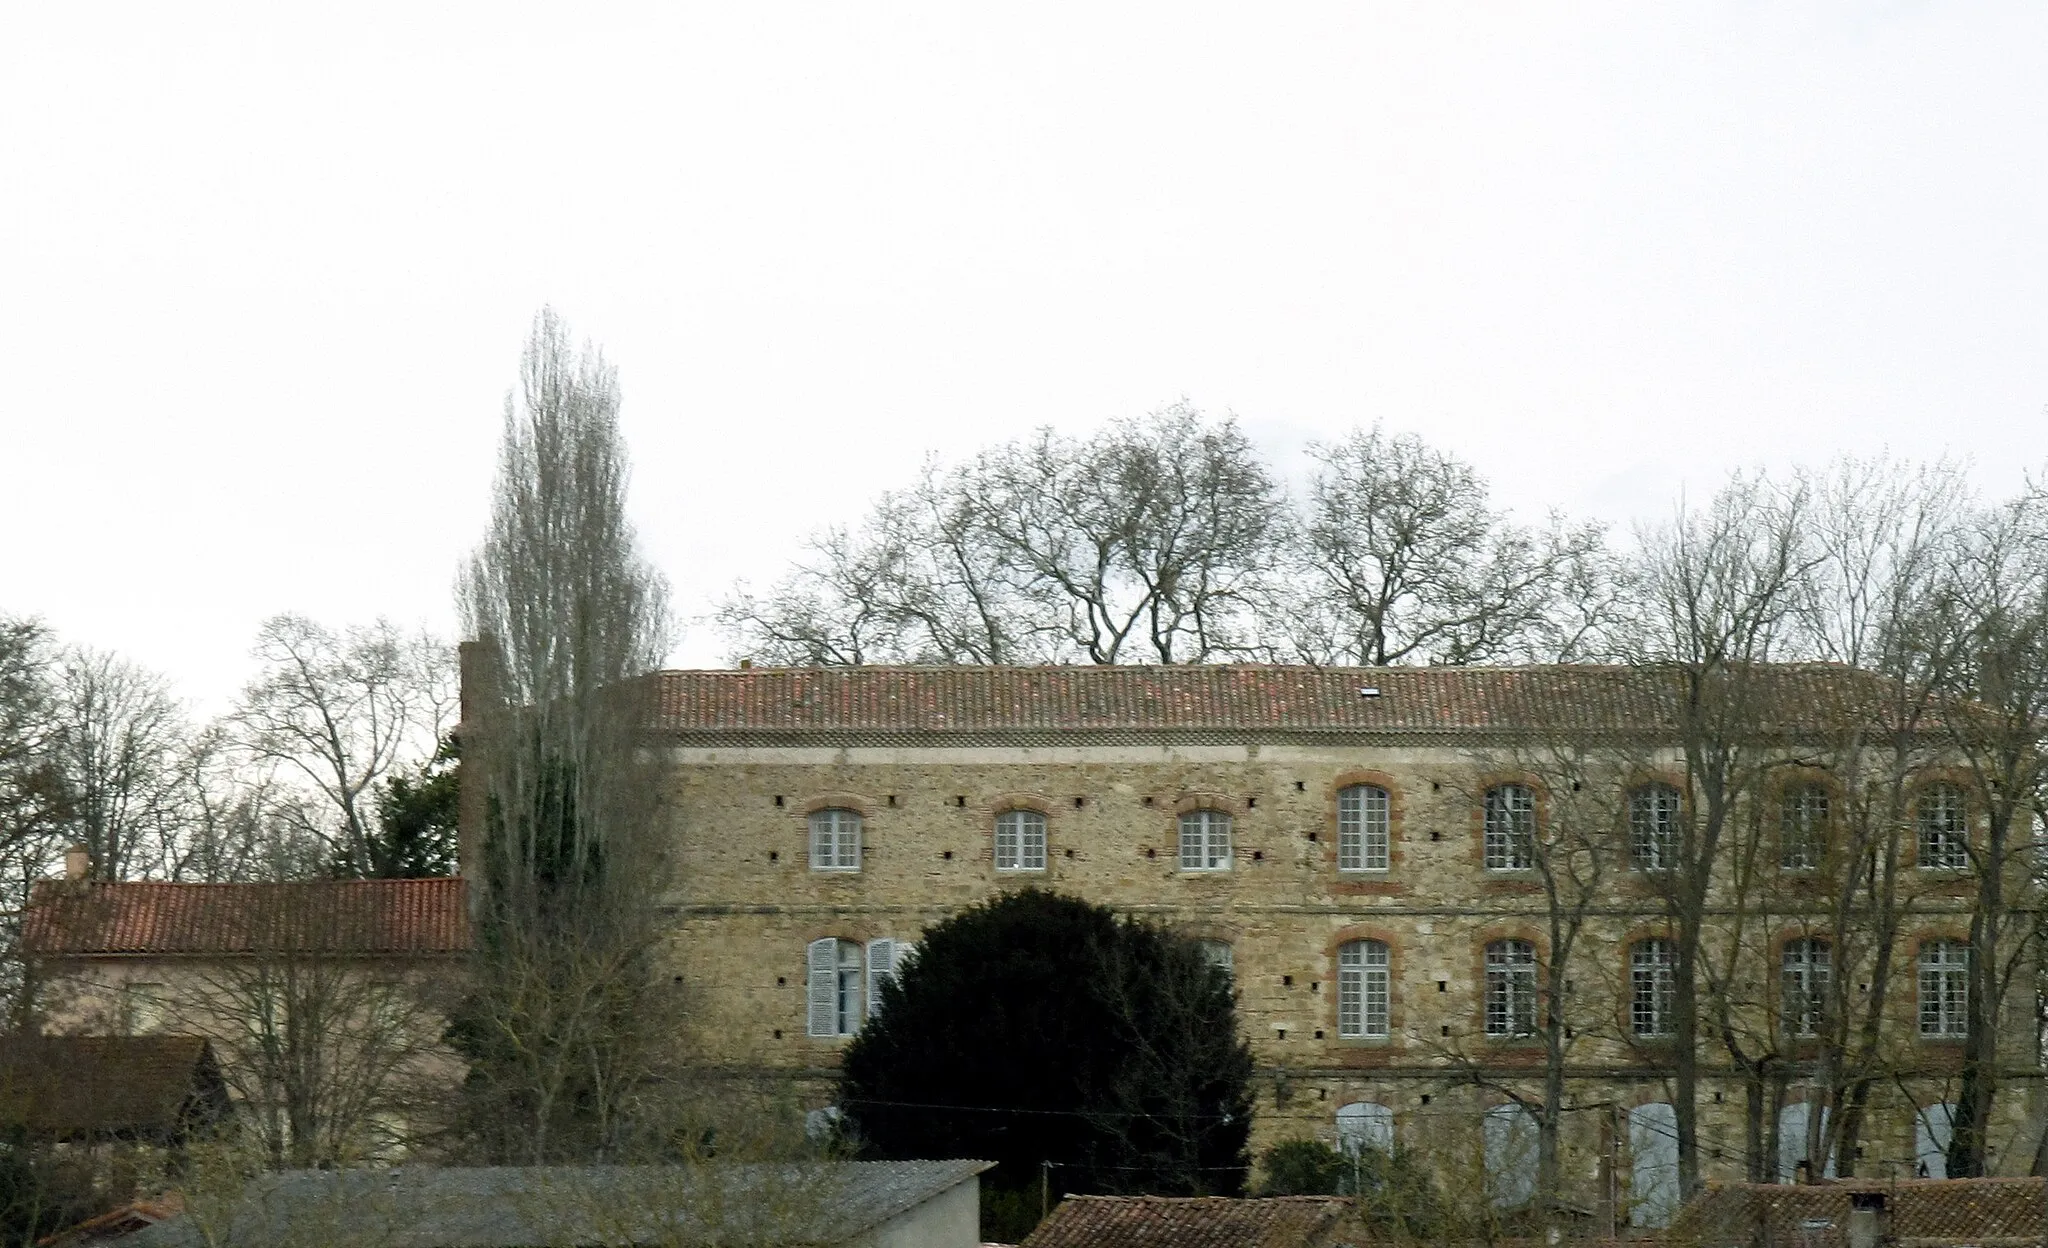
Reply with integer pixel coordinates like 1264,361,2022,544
1917,785,1969,870
1178,811,1232,871
124,982,164,1035
1484,940,1537,1036
1484,786,1534,871
1630,940,1676,1037
1918,940,1968,1038
809,809,862,872
1781,785,1827,871
995,810,1047,871
1629,785,1680,871
1782,939,1830,1037
1338,786,1390,872
1337,940,1390,1038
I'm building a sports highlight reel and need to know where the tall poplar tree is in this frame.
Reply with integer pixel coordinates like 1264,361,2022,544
452,307,674,1162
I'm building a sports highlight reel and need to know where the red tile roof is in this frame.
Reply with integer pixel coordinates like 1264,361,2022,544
1018,1195,1353,1248
1680,1178,2048,1248
652,664,1901,738
37,1193,184,1248
0,1036,228,1140
22,877,471,957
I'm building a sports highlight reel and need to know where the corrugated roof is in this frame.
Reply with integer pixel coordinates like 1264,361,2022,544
0,1036,229,1140
22,877,471,957
652,664,1902,738
127,1160,994,1248
1019,1195,1353,1248
1680,1177,2048,1247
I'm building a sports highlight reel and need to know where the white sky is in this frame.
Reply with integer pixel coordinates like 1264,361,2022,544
3,3,2045,711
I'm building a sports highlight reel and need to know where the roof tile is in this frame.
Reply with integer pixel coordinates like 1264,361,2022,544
22,877,471,957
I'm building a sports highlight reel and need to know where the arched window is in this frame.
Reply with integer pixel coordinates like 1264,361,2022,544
1483,785,1534,871
1916,1102,1956,1178
1628,1102,1680,1227
808,808,862,872
1337,940,1390,1038
1179,810,1232,872
1629,784,1681,871
1484,939,1537,1037
1917,783,1969,869
994,809,1047,872
1338,785,1390,872
1483,1104,1538,1208
1336,1102,1394,1156
1777,1101,1836,1182
1781,937,1830,1037
1918,940,1969,1037
1780,784,1828,871
1630,939,1677,1037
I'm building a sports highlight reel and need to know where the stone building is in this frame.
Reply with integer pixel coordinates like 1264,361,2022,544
467,660,2042,1221
25,868,471,1160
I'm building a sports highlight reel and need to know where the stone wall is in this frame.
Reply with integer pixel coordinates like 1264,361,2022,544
656,738,2043,1195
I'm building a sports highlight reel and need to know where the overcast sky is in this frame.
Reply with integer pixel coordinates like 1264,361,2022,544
3,3,2044,710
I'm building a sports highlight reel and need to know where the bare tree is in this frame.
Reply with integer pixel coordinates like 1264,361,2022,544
1787,459,1963,1177
165,881,455,1167
1619,472,1821,1196
1288,427,1616,665
455,306,677,1162
715,463,1040,666
1916,485,2048,1177
230,615,454,879
46,647,190,881
721,403,1286,665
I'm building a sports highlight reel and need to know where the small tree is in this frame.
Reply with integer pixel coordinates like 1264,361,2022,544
839,890,1251,1240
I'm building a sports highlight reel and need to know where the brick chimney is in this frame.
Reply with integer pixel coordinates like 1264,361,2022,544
63,844,90,882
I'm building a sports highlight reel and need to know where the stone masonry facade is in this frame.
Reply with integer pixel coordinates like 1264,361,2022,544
466,660,2045,1219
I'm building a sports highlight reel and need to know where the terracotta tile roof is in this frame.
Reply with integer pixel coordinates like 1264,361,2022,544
38,1194,184,1248
652,664,1902,739
22,877,471,957
1018,1195,1354,1248
0,1036,229,1140
1680,1178,2048,1248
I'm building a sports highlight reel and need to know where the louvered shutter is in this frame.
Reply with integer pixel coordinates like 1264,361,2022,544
807,939,839,1037
866,939,896,1018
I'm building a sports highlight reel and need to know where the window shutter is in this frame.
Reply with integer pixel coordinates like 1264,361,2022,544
807,939,839,1037
866,939,896,1017
894,941,917,973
